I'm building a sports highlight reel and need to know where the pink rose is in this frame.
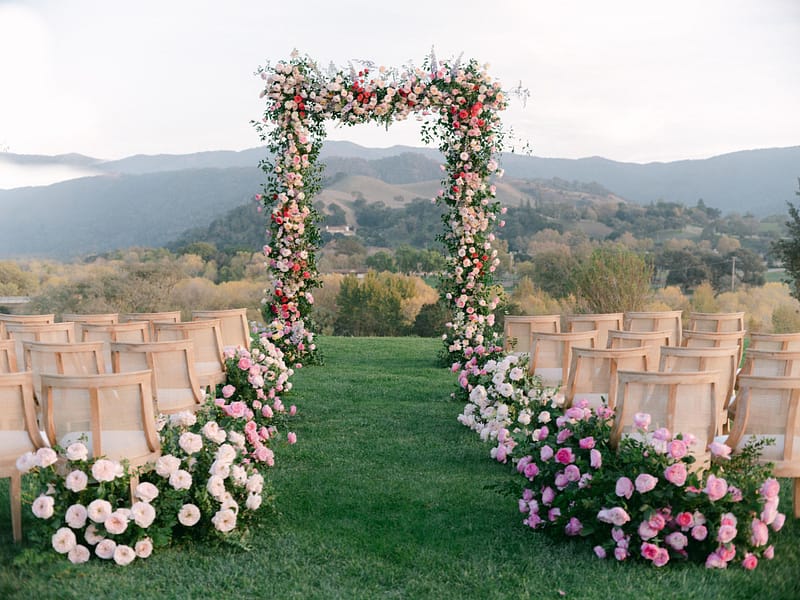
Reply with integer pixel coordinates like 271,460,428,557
541,487,555,505
720,512,737,527
221,385,236,398
593,545,606,559
262,404,274,418
717,525,737,544
763,545,775,560
564,464,581,482
287,431,297,445
741,552,758,570
635,473,658,493
718,545,736,562
691,525,708,541
771,513,786,532
614,547,628,561
667,439,687,460
705,551,727,569
565,407,584,420
665,531,688,550
648,513,666,532
554,472,569,489
638,521,658,541
633,412,651,430
555,447,575,465
615,477,634,499
238,357,252,370
289,404,297,416
578,436,595,449
556,429,572,444
708,440,732,459
760,478,780,499
675,511,694,530
598,507,630,527
704,474,728,501
564,517,582,536
590,449,602,469
653,548,669,567
540,445,554,462
664,463,687,487
548,508,561,522
494,445,508,463
652,427,671,442
640,542,659,561
750,519,769,546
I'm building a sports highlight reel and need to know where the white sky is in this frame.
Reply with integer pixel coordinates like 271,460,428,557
0,0,798,163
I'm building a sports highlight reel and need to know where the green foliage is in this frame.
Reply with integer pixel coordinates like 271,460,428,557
771,180,800,300
573,246,654,313
364,251,397,273
411,301,452,337
334,272,416,336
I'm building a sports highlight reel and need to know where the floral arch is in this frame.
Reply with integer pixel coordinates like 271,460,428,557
254,51,510,366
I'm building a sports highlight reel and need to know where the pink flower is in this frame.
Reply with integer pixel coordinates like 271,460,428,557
653,548,670,567
597,507,630,527
289,404,297,416
555,447,575,464
718,545,736,562
705,551,727,569
720,512,737,527
760,478,780,499
287,431,297,444
652,427,671,442
750,519,769,546
635,473,658,493
664,463,687,486
262,404,274,418
665,531,688,550
554,472,569,489
708,440,732,459
638,521,658,540
540,445,554,462
763,545,775,560
717,525,737,544
221,385,236,398
771,513,786,532
615,477,634,499
648,513,666,532
667,439,687,460
704,474,728,501
641,542,659,561
633,412,651,430
675,511,694,530
541,487,555,505
691,525,708,541
579,436,595,449
556,428,572,444
590,449,602,469
741,552,758,570
614,547,628,561
593,545,606,559
238,357,252,370
564,517,582,536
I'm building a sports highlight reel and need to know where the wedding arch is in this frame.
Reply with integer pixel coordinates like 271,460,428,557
254,51,510,366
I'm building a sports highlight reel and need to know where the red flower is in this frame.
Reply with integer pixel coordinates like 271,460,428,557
458,109,469,119
294,95,302,103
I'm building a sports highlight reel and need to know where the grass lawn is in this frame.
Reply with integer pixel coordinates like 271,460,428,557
1,336,799,599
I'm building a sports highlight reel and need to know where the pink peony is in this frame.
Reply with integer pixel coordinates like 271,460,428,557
615,477,634,499
704,474,728,501
635,473,658,493
555,447,574,464
664,463,687,487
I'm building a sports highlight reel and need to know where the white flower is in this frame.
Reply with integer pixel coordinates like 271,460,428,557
31,494,55,519
227,431,246,449
65,504,88,529
179,432,203,455
91,458,120,482
246,473,264,494
134,482,159,503
84,523,105,545
220,493,239,514
65,469,88,492
65,442,89,461
209,460,230,479
169,469,192,491
230,464,248,487
211,508,237,533
469,385,488,405
215,443,237,465
155,454,181,477
135,537,153,558
509,367,524,381
206,475,226,499
246,493,262,511
104,510,129,535
131,501,156,528
518,411,532,425
95,539,116,559
68,544,91,564
36,447,59,468
169,411,197,427
202,421,227,444
51,527,77,554
15,451,37,473
538,411,552,424
496,382,514,398
87,499,113,523
113,544,136,566
178,504,201,527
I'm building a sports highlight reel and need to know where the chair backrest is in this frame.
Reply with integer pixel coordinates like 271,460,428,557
111,340,205,414
658,345,739,434
687,311,745,333
0,371,42,470
564,346,648,411
503,315,561,354
61,313,119,325
739,349,800,378
82,321,151,344
727,375,800,471
611,370,720,464
0,339,18,373
607,329,670,371
529,330,598,388
748,332,800,351
40,370,160,467
120,311,181,339
6,322,76,369
192,308,250,352
624,310,683,346
681,329,745,366
153,319,226,389
24,341,108,402
0,314,55,329
564,313,624,350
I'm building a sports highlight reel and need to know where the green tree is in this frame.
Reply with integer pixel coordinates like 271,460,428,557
771,180,800,300
365,251,397,273
573,246,653,313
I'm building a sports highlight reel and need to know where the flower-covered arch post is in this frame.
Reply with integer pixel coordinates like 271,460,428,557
254,51,510,366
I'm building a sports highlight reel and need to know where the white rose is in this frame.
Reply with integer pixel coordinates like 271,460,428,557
68,544,90,564
178,504,201,527
31,494,55,519
65,469,89,493
65,442,89,461
65,504,88,529
214,444,237,465
230,465,248,487
134,482,159,503
246,493,263,511
36,447,59,468
51,527,77,554
179,432,203,455
211,508,237,533
538,411,552,424
91,459,120,482
206,475,226,500
155,454,181,477
113,544,136,566
15,451,37,473
87,499,113,523
95,539,117,559
84,523,105,545
209,460,230,479
135,538,153,559
131,501,156,528
169,469,192,491
104,510,129,535
246,473,264,494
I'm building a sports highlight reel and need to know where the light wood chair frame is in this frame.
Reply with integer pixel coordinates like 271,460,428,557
624,310,683,346
564,346,649,410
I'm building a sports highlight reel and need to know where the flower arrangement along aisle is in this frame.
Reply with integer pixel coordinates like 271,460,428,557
254,50,523,366
18,334,298,565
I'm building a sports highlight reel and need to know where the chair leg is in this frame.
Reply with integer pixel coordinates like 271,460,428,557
129,473,139,503
10,472,22,543
794,478,800,519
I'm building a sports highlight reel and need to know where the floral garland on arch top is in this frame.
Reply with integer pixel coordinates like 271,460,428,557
254,50,512,366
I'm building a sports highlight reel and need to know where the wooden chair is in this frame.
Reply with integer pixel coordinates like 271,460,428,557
24,341,107,403
120,311,181,339
739,349,800,377
564,312,624,350
687,311,745,333
81,321,151,344
726,375,800,517
62,313,119,341
0,340,18,373
0,372,42,542
611,370,720,466
5,322,76,370
681,329,746,367
529,330,598,388
503,315,561,354
659,345,739,435
40,370,160,472
153,320,226,389
0,314,55,332
111,340,205,414
564,346,648,411
624,310,683,346
748,332,800,351
192,308,250,352
607,329,671,371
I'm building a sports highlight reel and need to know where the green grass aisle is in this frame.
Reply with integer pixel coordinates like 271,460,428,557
1,337,798,599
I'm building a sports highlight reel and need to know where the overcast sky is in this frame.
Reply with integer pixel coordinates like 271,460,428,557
0,0,798,163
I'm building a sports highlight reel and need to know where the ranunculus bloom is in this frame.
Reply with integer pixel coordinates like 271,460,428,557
750,518,769,546
664,463,687,487
51,527,77,554
65,469,88,493
32,494,55,519
113,544,136,566
635,473,658,493
178,504,201,527
615,477,634,499
704,474,728,501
